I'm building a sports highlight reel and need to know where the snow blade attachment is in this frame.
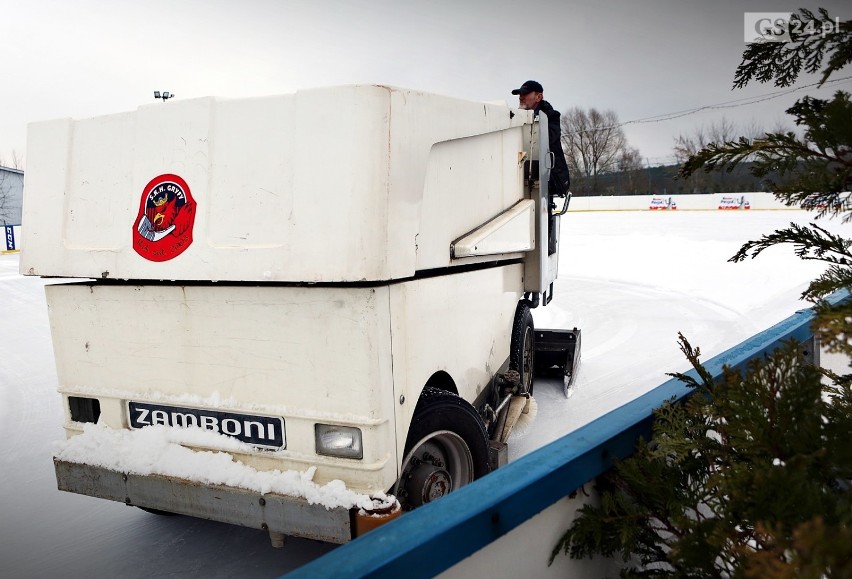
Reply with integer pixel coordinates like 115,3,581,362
534,328,581,397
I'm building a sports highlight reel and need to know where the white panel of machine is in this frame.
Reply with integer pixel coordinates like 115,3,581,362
22,86,531,282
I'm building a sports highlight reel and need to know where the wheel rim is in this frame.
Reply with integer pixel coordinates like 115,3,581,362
395,430,474,510
522,325,534,392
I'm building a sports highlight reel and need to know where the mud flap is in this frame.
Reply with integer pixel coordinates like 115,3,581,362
534,328,581,397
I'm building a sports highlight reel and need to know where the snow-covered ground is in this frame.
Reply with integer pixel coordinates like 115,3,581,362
0,209,844,577
510,209,841,456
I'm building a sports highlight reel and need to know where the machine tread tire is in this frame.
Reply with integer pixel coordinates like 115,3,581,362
510,301,535,394
395,387,490,510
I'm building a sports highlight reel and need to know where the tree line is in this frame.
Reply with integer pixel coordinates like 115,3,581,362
561,109,792,196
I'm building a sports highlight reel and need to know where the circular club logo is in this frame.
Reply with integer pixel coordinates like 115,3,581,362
133,174,196,262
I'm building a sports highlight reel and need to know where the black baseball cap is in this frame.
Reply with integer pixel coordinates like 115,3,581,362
511,80,543,95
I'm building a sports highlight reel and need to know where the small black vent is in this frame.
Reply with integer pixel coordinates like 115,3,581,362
69,396,101,424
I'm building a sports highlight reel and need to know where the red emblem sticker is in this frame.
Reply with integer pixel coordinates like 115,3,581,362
133,174,196,262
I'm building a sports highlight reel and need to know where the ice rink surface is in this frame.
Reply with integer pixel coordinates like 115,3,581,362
0,209,845,577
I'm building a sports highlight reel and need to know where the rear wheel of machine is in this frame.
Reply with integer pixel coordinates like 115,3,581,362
394,387,490,511
510,301,535,395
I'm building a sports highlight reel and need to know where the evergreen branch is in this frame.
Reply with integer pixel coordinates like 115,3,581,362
735,9,852,88
729,222,852,266
679,130,850,180
665,333,715,393
801,265,852,301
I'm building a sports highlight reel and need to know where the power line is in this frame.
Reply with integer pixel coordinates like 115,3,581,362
565,75,852,136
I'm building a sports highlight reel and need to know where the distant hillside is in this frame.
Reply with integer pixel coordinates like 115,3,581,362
571,161,780,197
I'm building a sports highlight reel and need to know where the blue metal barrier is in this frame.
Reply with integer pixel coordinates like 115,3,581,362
286,297,839,579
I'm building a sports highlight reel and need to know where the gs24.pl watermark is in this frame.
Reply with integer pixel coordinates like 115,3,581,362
745,12,842,43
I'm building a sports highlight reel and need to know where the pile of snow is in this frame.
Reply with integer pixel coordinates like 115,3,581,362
55,423,391,511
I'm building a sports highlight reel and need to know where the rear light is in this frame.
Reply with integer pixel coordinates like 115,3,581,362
68,396,101,424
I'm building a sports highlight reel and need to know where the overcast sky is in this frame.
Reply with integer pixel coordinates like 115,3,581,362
2,0,850,167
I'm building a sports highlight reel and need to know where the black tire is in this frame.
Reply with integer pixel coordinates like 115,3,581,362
510,301,535,395
394,387,490,511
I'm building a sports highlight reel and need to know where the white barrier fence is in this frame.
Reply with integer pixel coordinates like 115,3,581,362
568,192,788,212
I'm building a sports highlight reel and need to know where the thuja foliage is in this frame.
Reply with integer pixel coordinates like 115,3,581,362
551,8,852,576
550,336,852,577
734,8,852,89
679,6,852,363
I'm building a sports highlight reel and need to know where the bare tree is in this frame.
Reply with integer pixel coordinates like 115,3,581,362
561,107,632,195
741,118,766,142
0,149,24,170
673,117,743,192
615,146,647,194
673,118,741,163
0,151,23,225
0,170,10,226
617,146,643,172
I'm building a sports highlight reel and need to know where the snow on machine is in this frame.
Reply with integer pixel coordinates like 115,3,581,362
21,85,581,545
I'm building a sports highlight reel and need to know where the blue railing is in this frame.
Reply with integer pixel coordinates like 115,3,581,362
286,295,839,578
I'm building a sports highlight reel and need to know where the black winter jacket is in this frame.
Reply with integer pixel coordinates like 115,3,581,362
534,100,571,197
